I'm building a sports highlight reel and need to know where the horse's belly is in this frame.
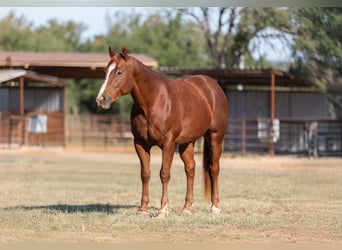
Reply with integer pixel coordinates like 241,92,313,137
175,112,211,144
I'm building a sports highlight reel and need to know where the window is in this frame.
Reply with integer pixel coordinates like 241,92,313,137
28,114,47,134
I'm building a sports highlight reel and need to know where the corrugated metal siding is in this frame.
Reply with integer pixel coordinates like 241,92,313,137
227,91,269,118
285,92,330,117
0,89,9,110
0,70,25,83
6,88,64,112
227,90,331,119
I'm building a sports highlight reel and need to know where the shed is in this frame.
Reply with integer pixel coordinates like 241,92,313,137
161,68,341,156
0,69,66,148
0,50,159,78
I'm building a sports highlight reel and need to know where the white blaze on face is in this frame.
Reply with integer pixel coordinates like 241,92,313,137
97,63,116,100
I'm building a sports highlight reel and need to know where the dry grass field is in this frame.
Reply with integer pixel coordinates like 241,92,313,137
0,148,341,243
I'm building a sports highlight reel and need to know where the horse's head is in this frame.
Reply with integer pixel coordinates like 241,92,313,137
96,46,135,109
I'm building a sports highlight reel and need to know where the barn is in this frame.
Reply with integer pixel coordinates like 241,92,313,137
0,50,158,149
1,50,340,156
161,68,342,156
0,69,66,148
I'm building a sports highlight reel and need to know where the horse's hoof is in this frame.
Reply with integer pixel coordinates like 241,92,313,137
137,210,149,215
155,211,168,219
181,209,192,215
154,204,169,219
211,205,221,214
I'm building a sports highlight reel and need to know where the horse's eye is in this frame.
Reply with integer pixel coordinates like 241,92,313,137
116,70,123,76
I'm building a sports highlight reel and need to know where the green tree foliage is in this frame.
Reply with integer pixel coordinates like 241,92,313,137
0,11,34,50
290,8,342,115
293,8,342,88
0,11,85,52
102,10,209,68
33,19,86,52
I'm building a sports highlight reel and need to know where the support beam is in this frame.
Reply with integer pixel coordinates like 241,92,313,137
269,72,275,156
19,77,25,146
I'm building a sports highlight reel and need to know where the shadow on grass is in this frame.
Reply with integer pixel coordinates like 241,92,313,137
3,203,137,214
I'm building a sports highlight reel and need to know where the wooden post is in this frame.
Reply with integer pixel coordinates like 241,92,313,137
242,119,246,155
269,72,275,156
63,85,67,148
19,77,24,147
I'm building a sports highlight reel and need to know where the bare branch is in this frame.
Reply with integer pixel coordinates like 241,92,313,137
220,8,237,67
214,7,226,42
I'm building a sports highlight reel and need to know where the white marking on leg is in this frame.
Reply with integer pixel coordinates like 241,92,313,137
96,63,116,100
155,203,169,218
211,205,221,214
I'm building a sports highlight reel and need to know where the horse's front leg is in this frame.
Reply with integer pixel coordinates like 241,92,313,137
134,138,151,214
158,138,176,218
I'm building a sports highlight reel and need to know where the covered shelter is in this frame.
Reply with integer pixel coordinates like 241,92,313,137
0,50,159,78
0,69,66,148
161,67,338,156
0,50,340,155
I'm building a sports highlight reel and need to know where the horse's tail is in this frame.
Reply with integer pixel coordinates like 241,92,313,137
203,139,211,202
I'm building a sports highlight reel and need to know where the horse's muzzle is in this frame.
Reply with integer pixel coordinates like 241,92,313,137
96,95,112,109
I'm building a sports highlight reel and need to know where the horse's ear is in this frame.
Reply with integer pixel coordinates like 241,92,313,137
109,46,115,58
121,46,128,58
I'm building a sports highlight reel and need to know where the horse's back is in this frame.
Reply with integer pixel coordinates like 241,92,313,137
175,74,228,117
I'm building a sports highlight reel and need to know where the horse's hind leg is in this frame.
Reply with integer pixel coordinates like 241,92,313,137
134,137,151,214
179,142,196,214
207,131,224,214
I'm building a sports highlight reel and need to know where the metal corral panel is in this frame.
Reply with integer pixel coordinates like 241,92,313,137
0,88,9,110
6,87,64,112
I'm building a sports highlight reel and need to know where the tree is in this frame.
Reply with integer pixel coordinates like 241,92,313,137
290,8,341,86
33,19,86,52
290,8,342,116
0,11,85,52
0,11,35,51
179,7,296,68
104,10,209,68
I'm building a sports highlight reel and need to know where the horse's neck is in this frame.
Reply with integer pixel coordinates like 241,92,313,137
130,59,167,109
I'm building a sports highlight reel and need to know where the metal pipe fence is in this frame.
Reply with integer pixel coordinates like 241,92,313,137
64,114,342,156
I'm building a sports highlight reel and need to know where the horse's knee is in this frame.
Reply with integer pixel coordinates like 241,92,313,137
160,170,170,183
141,170,151,183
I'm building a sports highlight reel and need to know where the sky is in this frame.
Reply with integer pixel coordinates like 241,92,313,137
0,7,130,39
0,7,293,62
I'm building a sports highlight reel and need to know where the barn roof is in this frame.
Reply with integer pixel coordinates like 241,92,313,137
0,69,66,87
0,50,159,79
159,67,309,87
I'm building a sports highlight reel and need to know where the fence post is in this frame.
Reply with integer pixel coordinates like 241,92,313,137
82,126,85,149
269,72,275,156
242,119,246,154
104,131,108,149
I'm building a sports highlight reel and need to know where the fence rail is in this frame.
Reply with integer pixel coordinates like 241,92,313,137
2,113,341,156
225,117,342,156
64,114,342,156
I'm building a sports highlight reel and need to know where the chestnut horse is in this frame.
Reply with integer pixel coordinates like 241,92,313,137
96,47,228,217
